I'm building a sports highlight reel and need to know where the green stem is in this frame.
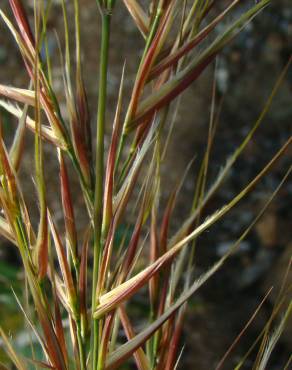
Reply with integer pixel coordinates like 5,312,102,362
76,317,86,370
92,10,111,370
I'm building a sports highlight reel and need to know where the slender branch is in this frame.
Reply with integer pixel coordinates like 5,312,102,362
92,8,111,370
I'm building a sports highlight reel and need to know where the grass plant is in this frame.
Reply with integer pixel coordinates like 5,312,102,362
0,0,291,369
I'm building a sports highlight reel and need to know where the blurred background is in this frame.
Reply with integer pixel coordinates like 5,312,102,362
0,1,291,369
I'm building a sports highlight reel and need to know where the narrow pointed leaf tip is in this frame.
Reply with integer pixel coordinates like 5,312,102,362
0,84,35,106
123,0,149,37
127,0,271,131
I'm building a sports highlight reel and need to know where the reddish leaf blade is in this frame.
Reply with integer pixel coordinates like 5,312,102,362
58,149,78,263
119,305,150,370
9,0,34,46
105,258,226,370
79,227,90,338
148,0,240,81
94,135,291,319
127,0,270,131
48,211,77,314
103,65,125,235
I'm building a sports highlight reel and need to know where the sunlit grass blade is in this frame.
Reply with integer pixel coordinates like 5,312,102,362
12,288,49,360
148,0,241,81
105,164,291,369
117,208,144,284
123,0,149,37
257,301,292,370
114,120,157,217
8,0,35,46
6,256,67,369
9,104,28,171
0,1,289,369
169,57,291,247
0,216,15,244
234,291,292,370
58,149,78,266
4,2,95,216
0,129,19,205
0,100,67,149
50,261,69,367
0,9,34,68
0,126,35,246
116,164,158,283
250,256,292,369
0,85,35,106
0,327,26,370
127,0,270,131
51,273,71,313
48,211,77,316
103,65,126,236
94,137,291,318
73,0,92,176
105,258,226,370
124,3,176,125
1,8,68,144
92,10,113,366
32,3,48,281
